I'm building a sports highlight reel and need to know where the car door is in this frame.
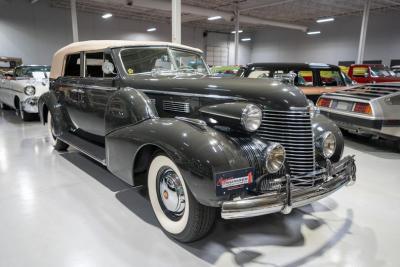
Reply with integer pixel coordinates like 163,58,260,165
351,66,370,83
76,51,117,137
0,74,9,104
55,52,86,130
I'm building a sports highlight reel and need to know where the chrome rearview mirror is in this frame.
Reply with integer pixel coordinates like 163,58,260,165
102,60,115,75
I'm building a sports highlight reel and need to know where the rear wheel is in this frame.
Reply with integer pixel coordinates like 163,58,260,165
148,154,216,242
47,112,69,151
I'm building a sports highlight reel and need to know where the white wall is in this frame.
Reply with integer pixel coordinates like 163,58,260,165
205,32,252,66
251,11,400,66
2,0,399,67
0,0,204,65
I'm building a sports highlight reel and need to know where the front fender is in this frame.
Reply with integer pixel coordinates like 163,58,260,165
104,87,158,134
106,118,253,207
38,91,70,136
312,113,344,163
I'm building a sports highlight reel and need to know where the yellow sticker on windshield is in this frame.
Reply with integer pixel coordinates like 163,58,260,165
127,68,134,75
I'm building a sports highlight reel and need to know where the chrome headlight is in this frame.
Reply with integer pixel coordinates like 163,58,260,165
24,86,36,96
318,131,336,159
241,104,262,132
265,143,286,173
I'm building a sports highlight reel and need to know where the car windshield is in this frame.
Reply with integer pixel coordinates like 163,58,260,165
340,71,355,85
16,66,50,78
370,66,394,77
120,47,209,77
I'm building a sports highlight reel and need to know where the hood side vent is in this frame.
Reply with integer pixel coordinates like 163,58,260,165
163,100,190,113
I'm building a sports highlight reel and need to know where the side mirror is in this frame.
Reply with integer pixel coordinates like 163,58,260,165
102,60,115,75
364,72,369,78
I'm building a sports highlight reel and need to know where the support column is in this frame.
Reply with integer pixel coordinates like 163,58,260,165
356,0,371,64
70,0,79,42
234,5,240,65
172,0,181,44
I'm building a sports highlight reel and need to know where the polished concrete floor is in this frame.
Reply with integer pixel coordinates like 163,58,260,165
0,109,399,267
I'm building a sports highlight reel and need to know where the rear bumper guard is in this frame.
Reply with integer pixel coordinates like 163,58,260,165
221,155,356,219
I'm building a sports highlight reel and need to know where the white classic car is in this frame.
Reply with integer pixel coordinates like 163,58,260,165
0,65,50,120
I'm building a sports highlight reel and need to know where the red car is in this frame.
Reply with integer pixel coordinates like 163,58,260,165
347,64,400,83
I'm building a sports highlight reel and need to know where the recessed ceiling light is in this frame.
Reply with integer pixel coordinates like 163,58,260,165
231,30,243,34
208,16,222,21
307,31,321,35
147,27,157,32
102,13,113,19
316,17,335,23
241,38,251,41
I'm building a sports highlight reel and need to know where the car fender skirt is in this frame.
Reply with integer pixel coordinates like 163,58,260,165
105,118,251,207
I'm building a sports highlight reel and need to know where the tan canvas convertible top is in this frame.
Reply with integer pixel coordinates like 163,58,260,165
50,40,203,79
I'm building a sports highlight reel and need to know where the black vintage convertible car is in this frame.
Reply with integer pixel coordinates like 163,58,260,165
39,40,356,242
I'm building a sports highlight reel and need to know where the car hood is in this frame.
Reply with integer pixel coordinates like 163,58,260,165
120,76,309,111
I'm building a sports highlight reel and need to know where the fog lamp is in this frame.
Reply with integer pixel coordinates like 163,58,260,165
266,143,286,173
318,131,336,159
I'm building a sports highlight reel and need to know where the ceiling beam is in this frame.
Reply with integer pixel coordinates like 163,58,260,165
110,0,308,32
239,0,296,12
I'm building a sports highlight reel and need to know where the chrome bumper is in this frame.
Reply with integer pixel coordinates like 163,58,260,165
21,97,39,113
221,155,356,219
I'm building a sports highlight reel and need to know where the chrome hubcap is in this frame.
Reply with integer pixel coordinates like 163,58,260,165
158,168,185,214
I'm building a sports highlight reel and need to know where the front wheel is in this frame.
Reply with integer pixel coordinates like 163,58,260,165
47,112,69,151
18,102,35,121
148,154,216,242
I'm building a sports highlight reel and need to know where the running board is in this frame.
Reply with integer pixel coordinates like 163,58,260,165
59,132,106,166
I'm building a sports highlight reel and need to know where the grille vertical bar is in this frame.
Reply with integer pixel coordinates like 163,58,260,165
256,109,315,175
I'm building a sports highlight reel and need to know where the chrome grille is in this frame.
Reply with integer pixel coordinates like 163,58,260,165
256,109,315,175
163,100,190,113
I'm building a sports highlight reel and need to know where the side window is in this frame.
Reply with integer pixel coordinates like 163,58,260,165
64,53,81,77
297,70,313,86
104,53,116,78
352,67,369,77
85,52,116,78
85,52,103,78
248,70,270,78
14,67,23,77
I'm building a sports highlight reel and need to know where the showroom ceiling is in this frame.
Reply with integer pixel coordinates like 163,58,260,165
48,0,400,32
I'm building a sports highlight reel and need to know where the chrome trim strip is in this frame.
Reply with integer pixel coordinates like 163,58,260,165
80,84,118,91
200,110,241,120
138,88,245,100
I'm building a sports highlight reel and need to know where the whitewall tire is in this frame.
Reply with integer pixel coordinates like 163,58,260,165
148,154,216,242
47,112,68,151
